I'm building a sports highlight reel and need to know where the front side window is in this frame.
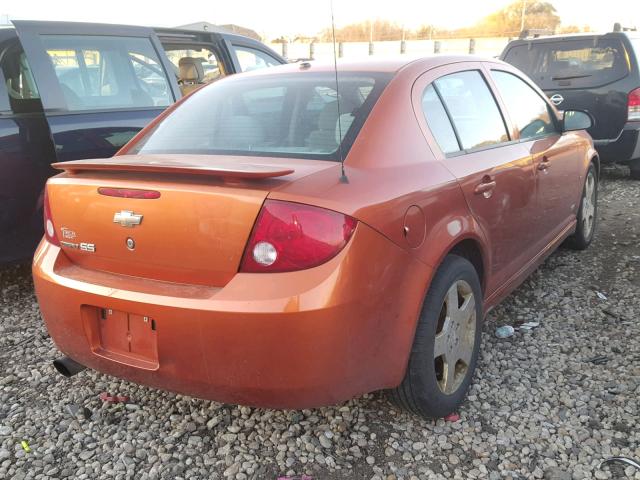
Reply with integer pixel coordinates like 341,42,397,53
503,38,629,89
491,70,557,140
434,70,509,151
233,46,281,72
41,35,173,111
129,72,391,161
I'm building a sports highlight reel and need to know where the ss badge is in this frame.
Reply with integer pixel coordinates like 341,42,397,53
79,242,96,253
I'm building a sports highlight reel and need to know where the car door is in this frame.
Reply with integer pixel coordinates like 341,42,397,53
486,65,581,249
0,30,58,262
413,63,537,296
13,20,181,162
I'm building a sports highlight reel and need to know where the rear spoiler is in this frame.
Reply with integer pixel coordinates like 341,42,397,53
52,157,295,179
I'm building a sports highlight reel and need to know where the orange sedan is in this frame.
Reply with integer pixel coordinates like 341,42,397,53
33,56,598,417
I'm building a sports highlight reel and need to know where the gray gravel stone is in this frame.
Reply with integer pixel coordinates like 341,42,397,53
0,170,638,479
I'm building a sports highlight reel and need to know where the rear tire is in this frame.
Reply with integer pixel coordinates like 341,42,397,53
629,161,640,180
565,163,598,250
390,255,482,418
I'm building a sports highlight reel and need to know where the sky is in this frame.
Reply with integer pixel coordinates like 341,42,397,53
2,0,639,40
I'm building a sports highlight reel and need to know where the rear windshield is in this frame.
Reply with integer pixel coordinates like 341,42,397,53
503,37,630,89
129,71,391,161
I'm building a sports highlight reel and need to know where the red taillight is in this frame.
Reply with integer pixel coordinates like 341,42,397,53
98,187,161,199
628,88,640,121
43,186,60,246
240,200,357,273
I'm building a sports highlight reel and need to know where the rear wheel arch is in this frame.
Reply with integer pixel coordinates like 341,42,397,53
591,154,600,179
444,238,487,294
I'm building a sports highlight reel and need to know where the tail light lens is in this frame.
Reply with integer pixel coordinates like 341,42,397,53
628,88,640,121
240,200,357,273
43,186,60,246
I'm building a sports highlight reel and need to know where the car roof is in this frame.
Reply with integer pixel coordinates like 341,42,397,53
507,31,636,45
2,20,264,44
238,55,506,77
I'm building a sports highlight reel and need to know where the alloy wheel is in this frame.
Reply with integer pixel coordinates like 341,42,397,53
581,171,596,238
433,280,476,395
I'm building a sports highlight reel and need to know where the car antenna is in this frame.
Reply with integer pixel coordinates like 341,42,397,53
330,0,348,184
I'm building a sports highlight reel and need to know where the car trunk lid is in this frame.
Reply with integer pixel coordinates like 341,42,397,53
47,154,334,286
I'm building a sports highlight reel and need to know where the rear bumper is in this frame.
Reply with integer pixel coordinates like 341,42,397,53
594,123,640,164
32,224,430,409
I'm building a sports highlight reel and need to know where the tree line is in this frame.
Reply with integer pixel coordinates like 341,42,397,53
297,1,589,43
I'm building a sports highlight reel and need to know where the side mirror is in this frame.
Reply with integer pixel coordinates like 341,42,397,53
563,110,593,132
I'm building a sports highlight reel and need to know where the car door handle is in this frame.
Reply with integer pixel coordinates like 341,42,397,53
537,156,550,171
474,179,496,195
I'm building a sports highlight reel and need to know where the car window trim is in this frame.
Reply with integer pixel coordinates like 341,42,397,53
444,138,522,159
41,105,169,117
433,68,512,157
489,68,562,141
430,82,463,153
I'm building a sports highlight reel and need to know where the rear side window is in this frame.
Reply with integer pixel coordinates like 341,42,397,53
421,84,460,154
433,70,509,151
503,38,630,90
491,70,557,140
129,72,391,161
41,35,173,111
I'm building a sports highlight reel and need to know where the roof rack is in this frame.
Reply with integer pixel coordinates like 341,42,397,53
613,22,637,32
519,29,555,39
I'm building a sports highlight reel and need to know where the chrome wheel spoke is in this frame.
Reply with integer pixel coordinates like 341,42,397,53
434,332,448,358
458,337,473,365
446,284,459,317
459,295,475,323
442,355,457,394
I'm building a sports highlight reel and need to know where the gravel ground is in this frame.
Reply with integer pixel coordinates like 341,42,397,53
1,168,639,480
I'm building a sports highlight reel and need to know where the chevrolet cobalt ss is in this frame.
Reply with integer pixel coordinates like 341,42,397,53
33,57,598,417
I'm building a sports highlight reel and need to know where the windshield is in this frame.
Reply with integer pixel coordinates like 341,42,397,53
503,37,630,90
129,71,391,161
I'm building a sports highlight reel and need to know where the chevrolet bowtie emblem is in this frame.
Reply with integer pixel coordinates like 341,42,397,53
113,210,143,228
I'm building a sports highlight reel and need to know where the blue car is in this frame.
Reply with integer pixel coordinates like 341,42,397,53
0,20,285,262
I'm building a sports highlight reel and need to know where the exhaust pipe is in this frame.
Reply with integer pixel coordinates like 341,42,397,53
53,356,86,377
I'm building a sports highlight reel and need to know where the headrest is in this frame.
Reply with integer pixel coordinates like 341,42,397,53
179,57,204,82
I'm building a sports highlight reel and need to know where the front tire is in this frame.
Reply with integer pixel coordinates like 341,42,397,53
391,255,482,418
565,163,598,250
